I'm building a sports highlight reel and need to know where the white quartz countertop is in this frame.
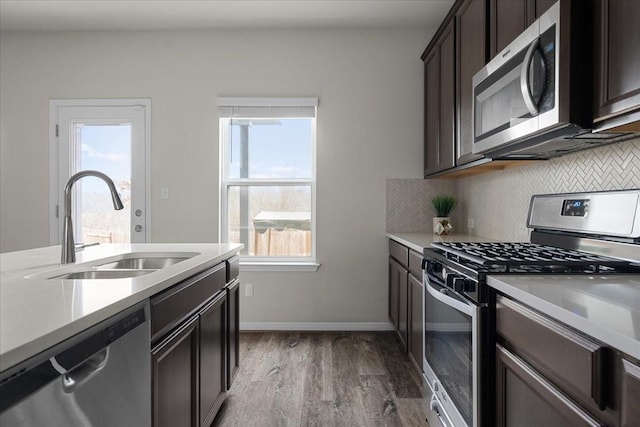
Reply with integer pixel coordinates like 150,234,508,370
387,232,498,253
0,243,242,372
488,274,640,360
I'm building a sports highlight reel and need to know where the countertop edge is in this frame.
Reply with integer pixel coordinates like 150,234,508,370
387,232,498,253
1,244,242,372
487,275,640,360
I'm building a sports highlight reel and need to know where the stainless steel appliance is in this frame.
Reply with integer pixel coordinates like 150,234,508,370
422,189,640,427
472,1,633,160
0,302,151,426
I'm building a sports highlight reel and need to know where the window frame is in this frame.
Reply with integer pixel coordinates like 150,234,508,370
218,97,318,270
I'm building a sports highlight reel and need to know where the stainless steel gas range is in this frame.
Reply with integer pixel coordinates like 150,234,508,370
422,189,640,427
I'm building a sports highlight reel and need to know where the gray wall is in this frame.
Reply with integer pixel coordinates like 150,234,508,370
0,27,433,326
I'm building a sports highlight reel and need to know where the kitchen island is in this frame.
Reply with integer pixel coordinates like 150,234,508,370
0,243,241,372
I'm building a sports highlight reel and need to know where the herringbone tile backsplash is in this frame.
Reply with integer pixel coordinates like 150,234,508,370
387,137,640,240
386,179,458,232
457,137,640,241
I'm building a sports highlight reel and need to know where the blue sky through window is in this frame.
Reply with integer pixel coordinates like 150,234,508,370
79,124,131,192
229,118,312,179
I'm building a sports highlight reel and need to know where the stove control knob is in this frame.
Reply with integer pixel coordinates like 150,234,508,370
441,267,448,281
452,277,465,292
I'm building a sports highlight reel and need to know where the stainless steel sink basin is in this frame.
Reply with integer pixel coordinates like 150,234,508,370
97,257,188,270
25,251,200,280
53,269,155,280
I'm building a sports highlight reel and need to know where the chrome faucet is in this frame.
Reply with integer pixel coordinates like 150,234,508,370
61,170,124,264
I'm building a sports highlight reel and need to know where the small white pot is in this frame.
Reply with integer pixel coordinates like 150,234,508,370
433,217,452,235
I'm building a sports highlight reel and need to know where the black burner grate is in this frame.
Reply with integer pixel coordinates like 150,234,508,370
431,242,635,273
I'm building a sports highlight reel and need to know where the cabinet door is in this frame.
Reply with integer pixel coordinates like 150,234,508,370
408,273,423,372
389,257,399,329
389,257,408,350
456,0,486,165
533,0,555,18
398,265,409,350
490,0,528,58
152,317,199,427
621,359,640,427
199,291,227,427
424,48,440,177
496,345,605,427
594,0,640,127
424,20,456,176
439,20,456,172
226,279,240,390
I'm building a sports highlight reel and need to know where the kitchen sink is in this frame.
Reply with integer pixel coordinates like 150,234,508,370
25,251,200,280
96,257,188,270
52,269,155,280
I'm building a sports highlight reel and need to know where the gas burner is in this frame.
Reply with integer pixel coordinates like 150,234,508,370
431,241,638,274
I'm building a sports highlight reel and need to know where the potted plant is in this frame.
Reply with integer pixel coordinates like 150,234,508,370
431,195,457,235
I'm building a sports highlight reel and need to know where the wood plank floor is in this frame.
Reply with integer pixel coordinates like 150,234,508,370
212,332,429,427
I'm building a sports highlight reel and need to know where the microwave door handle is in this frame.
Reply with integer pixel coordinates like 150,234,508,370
521,38,540,116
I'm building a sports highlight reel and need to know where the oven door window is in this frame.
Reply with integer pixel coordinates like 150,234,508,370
425,279,473,426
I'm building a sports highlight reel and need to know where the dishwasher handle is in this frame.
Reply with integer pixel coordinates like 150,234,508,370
51,348,109,394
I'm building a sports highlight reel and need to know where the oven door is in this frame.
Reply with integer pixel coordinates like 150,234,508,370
472,9,558,156
423,269,483,427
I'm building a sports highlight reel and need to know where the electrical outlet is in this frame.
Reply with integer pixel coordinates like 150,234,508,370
160,187,169,200
468,218,475,229
245,283,253,297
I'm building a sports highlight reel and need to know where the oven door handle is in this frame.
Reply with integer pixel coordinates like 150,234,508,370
425,278,475,316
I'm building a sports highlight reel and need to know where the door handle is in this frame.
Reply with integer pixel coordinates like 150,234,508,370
59,348,109,394
521,37,542,116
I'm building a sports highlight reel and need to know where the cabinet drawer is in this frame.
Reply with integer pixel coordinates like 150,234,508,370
151,263,226,341
389,240,409,267
408,250,423,279
497,296,606,409
226,255,240,283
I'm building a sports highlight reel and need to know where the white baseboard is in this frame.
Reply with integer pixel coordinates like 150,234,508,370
239,321,395,332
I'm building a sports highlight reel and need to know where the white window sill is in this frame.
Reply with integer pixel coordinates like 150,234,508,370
240,261,320,272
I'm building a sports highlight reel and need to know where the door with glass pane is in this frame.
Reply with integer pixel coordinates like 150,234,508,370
51,101,149,245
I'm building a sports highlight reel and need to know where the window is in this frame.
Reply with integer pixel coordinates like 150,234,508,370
219,97,317,268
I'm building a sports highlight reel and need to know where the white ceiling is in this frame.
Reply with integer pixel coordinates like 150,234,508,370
0,0,455,32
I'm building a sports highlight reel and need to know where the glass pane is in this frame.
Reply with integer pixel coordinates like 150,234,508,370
425,284,473,425
75,124,132,244
227,185,311,256
228,118,312,179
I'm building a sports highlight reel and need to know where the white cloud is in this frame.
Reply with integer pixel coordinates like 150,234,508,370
81,144,127,162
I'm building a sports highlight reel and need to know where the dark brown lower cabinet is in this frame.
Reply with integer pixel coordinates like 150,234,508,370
388,257,408,349
199,291,227,427
151,262,234,427
496,344,605,427
226,279,240,390
152,317,200,427
408,273,423,372
621,359,640,427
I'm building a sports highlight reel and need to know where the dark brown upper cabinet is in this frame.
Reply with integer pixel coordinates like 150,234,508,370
489,0,556,59
593,0,640,131
456,0,486,165
424,20,456,177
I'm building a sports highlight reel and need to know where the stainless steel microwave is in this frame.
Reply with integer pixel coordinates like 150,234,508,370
471,1,629,159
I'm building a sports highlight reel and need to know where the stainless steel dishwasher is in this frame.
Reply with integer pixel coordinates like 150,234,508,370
0,301,151,426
